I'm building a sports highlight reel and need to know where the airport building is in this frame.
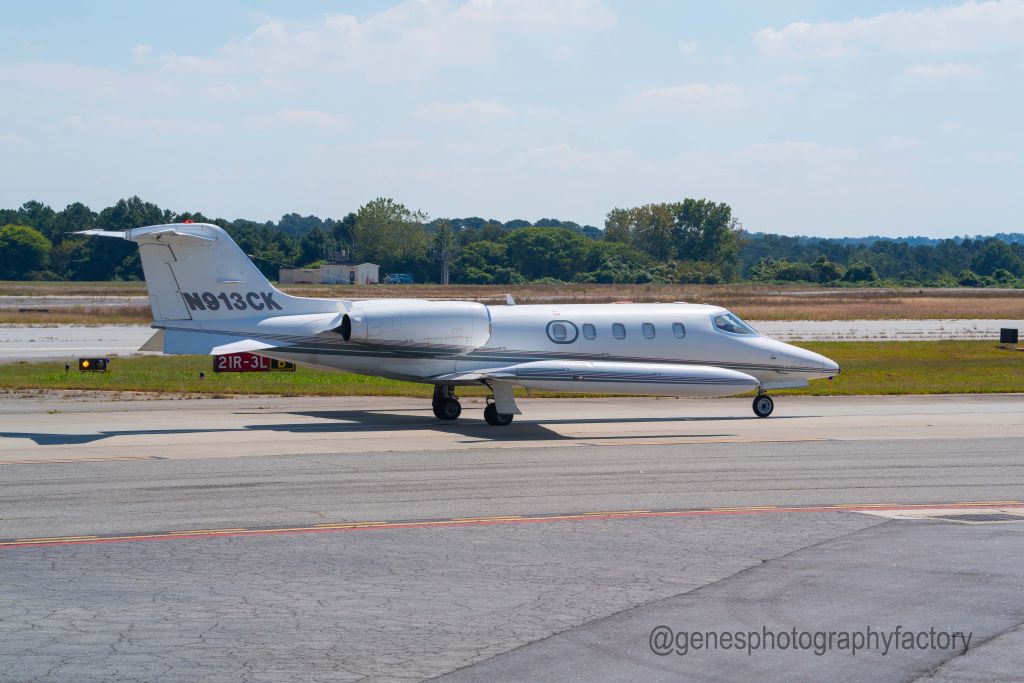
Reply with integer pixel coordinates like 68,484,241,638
279,261,380,285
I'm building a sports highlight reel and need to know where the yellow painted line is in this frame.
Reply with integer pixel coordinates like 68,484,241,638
168,528,248,535
15,535,98,542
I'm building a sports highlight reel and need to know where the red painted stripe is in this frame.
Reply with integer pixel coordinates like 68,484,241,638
4,501,1022,550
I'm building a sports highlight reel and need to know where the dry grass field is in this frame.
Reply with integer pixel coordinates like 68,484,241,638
2,281,1024,324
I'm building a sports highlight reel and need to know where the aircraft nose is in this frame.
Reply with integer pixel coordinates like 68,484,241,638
780,342,839,376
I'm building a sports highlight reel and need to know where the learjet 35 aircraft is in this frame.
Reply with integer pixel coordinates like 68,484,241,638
81,223,839,425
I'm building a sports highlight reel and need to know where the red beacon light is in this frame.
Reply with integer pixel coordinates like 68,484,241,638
182,219,194,223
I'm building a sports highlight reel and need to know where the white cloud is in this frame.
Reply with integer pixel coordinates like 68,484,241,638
245,108,353,130
626,84,746,112
0,62,130,94
514,143,636,173
905,62,983,77
59,116,223,134
155,0,615,82
773,72,810,85
204,83,250,100
970,151,1014,162
678,40,698,54
735,141,857,165
415,100,517,119
132,44,153,63
880,136,920,148
755,0,1024,58
0,132,28,148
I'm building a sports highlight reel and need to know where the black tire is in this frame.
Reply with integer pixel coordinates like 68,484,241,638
752,395,774,418
484,402,514,426
433,398,462,421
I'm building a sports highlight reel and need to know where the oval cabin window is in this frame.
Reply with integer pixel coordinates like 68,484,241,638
582,323,596,340
642,322,656,339
546,320,579,344
672,322,686,338
612,323,626,340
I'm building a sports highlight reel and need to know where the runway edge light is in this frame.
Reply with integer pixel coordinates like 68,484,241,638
78,358,110,372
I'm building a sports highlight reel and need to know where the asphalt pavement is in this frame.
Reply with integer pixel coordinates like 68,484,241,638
2,394,1024,681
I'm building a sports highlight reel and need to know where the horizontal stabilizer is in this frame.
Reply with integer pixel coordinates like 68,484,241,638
160,327,290,356
75,229,126,239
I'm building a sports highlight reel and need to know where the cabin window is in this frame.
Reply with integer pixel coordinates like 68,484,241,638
642,322,656,339
713,312,758,336
546,320,578,344
612,322,626,339
672,322,686,338
582,323,596,340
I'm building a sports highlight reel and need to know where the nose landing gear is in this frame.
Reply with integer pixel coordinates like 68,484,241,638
752,394,774,418
432,385,462,421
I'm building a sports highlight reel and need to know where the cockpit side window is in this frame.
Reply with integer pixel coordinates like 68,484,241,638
712,312,758,336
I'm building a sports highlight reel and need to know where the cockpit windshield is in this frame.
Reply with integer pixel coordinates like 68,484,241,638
713,311,759,336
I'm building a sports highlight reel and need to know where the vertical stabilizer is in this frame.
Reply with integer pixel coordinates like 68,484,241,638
79,223,341,323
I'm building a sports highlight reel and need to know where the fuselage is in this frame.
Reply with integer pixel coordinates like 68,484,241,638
259,301,839,391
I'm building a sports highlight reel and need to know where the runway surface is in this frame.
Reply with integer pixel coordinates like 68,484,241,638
2,318,1021,360
2,394,1024,681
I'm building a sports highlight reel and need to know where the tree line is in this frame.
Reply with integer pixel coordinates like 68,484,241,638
2,196,1023,287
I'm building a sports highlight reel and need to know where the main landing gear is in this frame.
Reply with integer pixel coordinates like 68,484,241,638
432,384,516,426
752,394,774,418
432,385,461,420
484,401,514,426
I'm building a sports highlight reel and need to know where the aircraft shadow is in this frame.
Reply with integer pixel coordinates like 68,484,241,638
0,409,810,446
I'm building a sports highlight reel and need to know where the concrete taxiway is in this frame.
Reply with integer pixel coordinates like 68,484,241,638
2,394,1024,681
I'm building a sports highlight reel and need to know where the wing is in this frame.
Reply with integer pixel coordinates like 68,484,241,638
433,360,759,399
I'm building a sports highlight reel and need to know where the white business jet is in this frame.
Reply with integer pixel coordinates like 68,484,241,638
81,223,839,425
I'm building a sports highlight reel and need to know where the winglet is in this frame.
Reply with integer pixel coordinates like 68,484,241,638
505,293,516,306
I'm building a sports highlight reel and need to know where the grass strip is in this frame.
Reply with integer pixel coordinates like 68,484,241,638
0,341,1020,398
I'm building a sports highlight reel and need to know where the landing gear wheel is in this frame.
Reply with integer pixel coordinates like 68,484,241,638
484,402,514,426
752,395,774,418
433,398,462,421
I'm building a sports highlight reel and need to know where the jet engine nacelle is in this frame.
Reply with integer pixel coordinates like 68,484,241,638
340,300,492,352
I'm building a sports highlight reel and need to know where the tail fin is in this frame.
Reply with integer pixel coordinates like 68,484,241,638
79,223,340,322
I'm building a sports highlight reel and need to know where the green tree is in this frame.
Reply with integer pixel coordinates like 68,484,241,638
671,198,739,276
53,202,96,237
353,198,430,269
811,256,844,283
603,207,634,244
632,204,675,260
843,262,879,283
971,240,1023,277
505,227,588,280
0,224,52,279
298,225,330,267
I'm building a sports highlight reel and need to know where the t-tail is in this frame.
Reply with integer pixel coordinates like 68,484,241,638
78,223,343,355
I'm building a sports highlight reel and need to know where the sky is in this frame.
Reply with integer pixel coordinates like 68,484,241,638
1,0,1022,237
